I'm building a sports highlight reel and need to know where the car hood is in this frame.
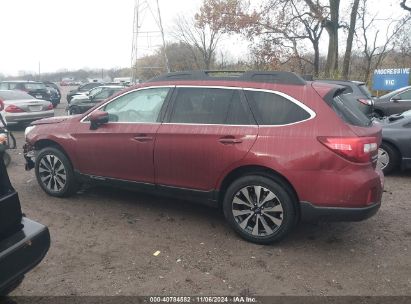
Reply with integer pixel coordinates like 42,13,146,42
31,116,70,125
70,96,90,104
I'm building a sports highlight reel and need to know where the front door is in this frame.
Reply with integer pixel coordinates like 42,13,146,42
73,87,172,183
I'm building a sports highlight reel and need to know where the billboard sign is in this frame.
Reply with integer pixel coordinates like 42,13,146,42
373,68,410,91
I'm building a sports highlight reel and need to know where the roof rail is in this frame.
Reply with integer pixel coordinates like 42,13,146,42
148,70,307,85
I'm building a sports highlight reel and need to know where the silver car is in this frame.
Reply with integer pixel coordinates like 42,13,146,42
0,90,54,126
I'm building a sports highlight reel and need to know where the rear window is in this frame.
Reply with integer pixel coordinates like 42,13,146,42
244,90,311,125
330,92,371,127
25,83,46,90
0,90,32,100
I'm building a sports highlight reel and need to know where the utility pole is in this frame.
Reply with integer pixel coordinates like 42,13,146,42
131,0,140,84
156,0,170,73
38,61,41,81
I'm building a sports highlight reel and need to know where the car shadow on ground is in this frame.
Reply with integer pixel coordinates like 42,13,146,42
76,184,370,248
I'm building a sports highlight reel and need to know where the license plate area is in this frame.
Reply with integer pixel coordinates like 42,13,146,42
29,106,42,112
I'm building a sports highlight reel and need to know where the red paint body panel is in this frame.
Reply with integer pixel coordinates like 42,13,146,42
25,79,383,212
154,124,258,190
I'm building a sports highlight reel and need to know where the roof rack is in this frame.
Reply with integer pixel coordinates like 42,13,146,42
148,70,307,85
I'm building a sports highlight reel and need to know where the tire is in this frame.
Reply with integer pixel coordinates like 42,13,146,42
35,147,78,197
222,175,297,245
372,110,384,119
3,152,11,167
378,142,400,175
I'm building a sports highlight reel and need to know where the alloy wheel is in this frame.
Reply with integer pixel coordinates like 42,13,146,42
232,185,284,237
378,148,390,171
38,154,67,192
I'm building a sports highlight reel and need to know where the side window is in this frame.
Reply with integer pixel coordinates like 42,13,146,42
398,90,411,100
245,90,311,125
0,83,8,90
103,87,170,123
170,88,253,125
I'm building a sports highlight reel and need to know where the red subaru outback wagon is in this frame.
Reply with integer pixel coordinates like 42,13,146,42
24,71,383,244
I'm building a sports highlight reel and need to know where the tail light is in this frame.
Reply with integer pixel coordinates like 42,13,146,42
5,105,25,113
47,103,54,110
358,98,374,106
318,136,378,163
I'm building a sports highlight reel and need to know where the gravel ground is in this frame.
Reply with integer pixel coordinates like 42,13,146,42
6,86,411,296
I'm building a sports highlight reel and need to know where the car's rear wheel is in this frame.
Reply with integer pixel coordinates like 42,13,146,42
35,147,78,197
223,175,296,244
378,143,400,174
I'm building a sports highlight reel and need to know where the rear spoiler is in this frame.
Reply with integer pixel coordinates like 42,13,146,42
323,87,347,106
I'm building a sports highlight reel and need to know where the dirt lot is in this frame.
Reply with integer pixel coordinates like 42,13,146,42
6,87,411,296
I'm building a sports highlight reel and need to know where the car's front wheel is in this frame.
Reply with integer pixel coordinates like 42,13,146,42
35,147,78,197
223,175,297,244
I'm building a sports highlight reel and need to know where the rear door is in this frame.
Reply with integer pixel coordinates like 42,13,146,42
154,86,258,192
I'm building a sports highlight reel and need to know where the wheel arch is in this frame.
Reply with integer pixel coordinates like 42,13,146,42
381,139,402,160
34,139,75,167
217,165,300,214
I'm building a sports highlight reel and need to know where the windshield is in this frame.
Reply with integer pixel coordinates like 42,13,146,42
0,90,33,100
25,83,46,90
90,87,104,97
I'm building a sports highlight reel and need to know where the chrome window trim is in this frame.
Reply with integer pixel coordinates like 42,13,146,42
80,85,175,123
165,85,316,127
81,84,317,127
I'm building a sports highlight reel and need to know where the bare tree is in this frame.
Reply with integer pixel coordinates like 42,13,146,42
172,13,223,70
342,0,360,79
304,0,340,77
400,0,411,12
357,0,411,82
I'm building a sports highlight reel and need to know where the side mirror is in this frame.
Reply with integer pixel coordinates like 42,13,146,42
392,96,401,103
0,100,4,111
89,110,109,130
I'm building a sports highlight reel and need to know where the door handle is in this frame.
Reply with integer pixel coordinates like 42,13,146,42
133,134,153,142
219,136,243,145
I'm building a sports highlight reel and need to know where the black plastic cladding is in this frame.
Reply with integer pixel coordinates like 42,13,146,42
148,71,307,86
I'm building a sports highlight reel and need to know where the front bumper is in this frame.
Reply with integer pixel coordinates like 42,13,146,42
0,218,50,295
23,143,35,171
300,201,381,222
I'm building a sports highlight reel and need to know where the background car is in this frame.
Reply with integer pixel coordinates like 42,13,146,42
374,86,411,118
67,82,104,103
43,81,61,107
316,80,374,116
67,86,124,115
377,110,411,174
0,90,54,126
0,81,51,102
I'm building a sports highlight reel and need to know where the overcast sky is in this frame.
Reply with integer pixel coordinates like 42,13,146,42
0,0,405,76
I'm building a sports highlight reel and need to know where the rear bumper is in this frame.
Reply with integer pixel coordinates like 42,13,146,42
4,111,54,125
300,201,381,222
0,218,50,295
